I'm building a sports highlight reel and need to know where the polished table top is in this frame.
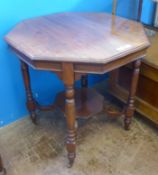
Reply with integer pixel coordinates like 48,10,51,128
5,12,149,64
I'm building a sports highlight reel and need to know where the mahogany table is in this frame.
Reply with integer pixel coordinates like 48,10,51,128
5,12,150,167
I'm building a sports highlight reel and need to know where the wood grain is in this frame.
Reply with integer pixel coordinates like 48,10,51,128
109,63,158,125
62,63,76,167
5,12,149,64
124,60,141,130
4,12,150,167
108,83,158,125
21,61,37,124
109,0,158,126
55,88,104,119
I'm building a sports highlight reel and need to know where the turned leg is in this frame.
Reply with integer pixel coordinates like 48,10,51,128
81,75,88,88
62,63,76,167
65,85,76,167
21,61,37,124
0,155,6,175
124,59,141,130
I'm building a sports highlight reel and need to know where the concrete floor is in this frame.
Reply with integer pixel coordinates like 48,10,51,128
0,98,158,175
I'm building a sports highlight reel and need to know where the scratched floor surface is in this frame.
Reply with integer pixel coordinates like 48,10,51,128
0,93,158,175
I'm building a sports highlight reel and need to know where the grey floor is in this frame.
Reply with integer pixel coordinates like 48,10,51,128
0,95,158,175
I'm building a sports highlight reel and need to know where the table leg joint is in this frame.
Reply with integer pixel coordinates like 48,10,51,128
124,59,141,130
62,63,76,167
21,61,37,124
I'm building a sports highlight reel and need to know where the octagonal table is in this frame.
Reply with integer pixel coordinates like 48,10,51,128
5,12,150,166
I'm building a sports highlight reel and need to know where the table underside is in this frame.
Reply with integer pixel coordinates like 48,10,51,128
55,88,104,119
14,47,146,167
16,47,147,120
10,45,146,75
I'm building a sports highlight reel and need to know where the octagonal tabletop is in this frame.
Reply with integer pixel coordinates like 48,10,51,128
5,12,150,64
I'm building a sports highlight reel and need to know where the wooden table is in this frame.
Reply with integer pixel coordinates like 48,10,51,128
5,12,150,167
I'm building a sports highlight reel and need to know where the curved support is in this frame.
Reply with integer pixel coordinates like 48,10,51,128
21,61,37,124
124,59,141,130
62,63,76,167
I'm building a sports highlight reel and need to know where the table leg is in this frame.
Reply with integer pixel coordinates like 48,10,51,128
81,75,88,88
21,61,37,124
0,155,6,175
124,59,141,130
62,63,76,167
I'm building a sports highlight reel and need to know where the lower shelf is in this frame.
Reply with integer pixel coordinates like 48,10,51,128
55,88,104,119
